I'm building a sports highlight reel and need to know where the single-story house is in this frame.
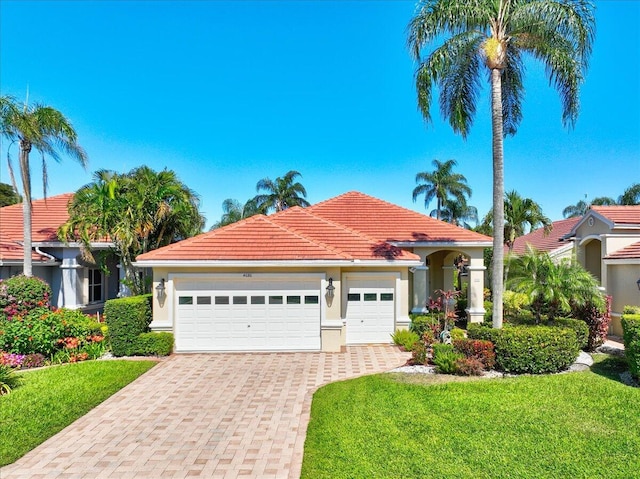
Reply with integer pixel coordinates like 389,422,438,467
0,194,121,313
135,191,492,352
565,206,640,336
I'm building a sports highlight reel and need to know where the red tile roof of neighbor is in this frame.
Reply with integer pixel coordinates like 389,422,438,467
591,206,640,225
0,194,74,264
137,191,491,262
511,217,580,256
605,241,640,260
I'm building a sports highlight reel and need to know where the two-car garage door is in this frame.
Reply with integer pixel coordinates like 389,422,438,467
174,276,321,352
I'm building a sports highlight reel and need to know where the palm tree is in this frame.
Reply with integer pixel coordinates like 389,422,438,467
0,182,20,207
253,170,310,214
60,167,204,294
412,159,471,220
407,0,595,328
211,198,260,229
0,95,87,276
562,199,589,218
507,245,604,322
432,198,478,229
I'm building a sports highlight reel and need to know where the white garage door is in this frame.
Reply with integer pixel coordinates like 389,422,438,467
174,277,321,352
345,278,395,344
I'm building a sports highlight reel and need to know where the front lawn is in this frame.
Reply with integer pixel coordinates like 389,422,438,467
0,360,157,466
302,355,640,478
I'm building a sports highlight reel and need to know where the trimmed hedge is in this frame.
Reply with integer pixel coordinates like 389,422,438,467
621,314,640,379
0,275,51,317
506,315,589,350
104,295,152,357
468,324,579,374
133,332,174,356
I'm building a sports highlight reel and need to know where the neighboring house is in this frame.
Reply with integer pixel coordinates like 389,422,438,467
135,191,492,352
564,206,640,336
510,217,580,261
0,194,120,313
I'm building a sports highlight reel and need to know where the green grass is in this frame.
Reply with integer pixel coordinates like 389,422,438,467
0,360,157,466
302,355,640,479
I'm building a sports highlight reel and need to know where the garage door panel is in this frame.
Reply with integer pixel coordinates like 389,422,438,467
174,279,321,352
345,278,395,344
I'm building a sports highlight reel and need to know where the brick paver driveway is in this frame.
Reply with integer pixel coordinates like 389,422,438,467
1,346,409,479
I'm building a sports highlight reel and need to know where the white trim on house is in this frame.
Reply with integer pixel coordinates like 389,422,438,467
390,241,492,248
32,241,115,249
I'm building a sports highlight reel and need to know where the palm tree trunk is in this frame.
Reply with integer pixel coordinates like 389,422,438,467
19,144,33,277
490,68,505,329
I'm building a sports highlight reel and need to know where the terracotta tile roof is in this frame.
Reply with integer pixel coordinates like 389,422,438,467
511,217,579,256
591,206,640,225
0,235,51,263
137,191,489,262
306,191,492,243
0,193,73,243
605,241,640,260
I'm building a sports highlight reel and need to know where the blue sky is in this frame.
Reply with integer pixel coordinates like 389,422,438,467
1,0,638,230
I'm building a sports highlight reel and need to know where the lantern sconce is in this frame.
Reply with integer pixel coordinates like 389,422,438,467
156,278,166,305
326,277,335,307
636,277,640,291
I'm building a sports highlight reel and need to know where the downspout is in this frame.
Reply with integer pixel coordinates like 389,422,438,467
34,246,58,262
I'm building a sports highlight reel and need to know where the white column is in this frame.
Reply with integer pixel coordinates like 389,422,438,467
411,266,429,313
442,265,456,291
466,264,487,323
58,258,83,309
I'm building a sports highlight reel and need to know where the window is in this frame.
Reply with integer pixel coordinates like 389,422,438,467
380,293,394,301
251,296,265,305
304,295,319,304
88,269,103,303
178,296,193,305
364,293,377,301
233,296,248,305
215,296,230,305
347,293,361,301
269,296,283,305
197,296,211,305
287,295,301,304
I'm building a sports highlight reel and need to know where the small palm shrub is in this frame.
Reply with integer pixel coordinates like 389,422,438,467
431,344,463,374
391,329,420,351
0,364,22,395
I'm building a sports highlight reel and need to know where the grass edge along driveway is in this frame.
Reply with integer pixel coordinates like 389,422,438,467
301,355,640,479
0,360,157,467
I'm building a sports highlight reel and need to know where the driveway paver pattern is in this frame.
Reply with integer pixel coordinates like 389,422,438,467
1,346,410,479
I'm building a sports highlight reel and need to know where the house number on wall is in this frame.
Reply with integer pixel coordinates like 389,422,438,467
242,273,252,278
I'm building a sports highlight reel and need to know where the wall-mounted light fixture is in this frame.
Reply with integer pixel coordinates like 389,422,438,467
326,277,335,307
156,278,166,303
637,277,640,291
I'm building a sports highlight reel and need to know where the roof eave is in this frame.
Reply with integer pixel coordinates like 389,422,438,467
390,241,493,248
133,259,424,268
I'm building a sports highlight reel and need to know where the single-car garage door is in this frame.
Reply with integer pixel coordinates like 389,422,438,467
174,276,321,352
345,277,395,344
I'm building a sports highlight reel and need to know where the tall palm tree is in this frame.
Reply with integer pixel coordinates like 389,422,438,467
253,170,310,214
432,198,478,229
503,190,551,253
412,159,471,220
0,95,87,276
619,183,640,205
408,0,595,328
562,199,589,218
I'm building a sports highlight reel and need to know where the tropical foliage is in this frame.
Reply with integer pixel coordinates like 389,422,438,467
252,170,309,214
434,199,478,229
211,198,260,229
412,159,472,221
59,167,204,294
563,183,640,217
506,246,604,322
0,182,20,207
407,0,595,328
0,95,87,276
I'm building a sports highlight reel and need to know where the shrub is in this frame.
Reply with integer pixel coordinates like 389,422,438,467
432,344,463,374
0,275,51,318
0,352,25,368
621,314,640,379
571,296,611,351
552,317,589,350
421,328,436,346
483,301,493,323
410,341,428,365
451,327,465,341
410,314,439,337
391,329,419,351
133,332,174,356
22,353,45,369
492,326,579,374
0,364,21,395
453,339,496,370
467,324,500,344
454,357,485,376
104,295,152,356
623,305,640,315
503,290,530,317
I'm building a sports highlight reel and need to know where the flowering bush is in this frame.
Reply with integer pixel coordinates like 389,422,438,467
0,275,51,318
0,352,25,367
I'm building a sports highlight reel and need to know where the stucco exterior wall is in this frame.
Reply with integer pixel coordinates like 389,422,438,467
605,262,640,336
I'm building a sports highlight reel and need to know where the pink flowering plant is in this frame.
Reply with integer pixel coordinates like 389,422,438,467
0,275,51,318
